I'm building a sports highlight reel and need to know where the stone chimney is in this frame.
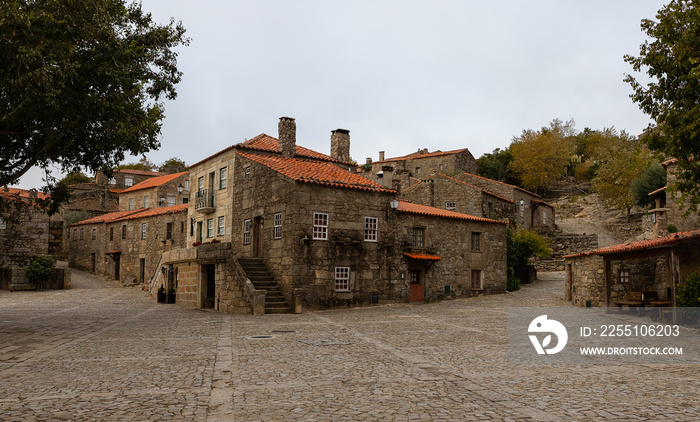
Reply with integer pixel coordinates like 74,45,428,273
379,151,385,161
278,117,296,158
330,129,350,163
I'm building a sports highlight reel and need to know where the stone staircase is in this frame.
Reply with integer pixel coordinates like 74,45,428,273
237,258,291,314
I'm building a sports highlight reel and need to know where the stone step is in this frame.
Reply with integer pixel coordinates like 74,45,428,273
238,258,291,314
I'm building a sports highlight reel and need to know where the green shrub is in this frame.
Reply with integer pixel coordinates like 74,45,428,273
667,224,678,233
507,228,552,270
676,272,700,325
507,276,521,292
24,255,55,291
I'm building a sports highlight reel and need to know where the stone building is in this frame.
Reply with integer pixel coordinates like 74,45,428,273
67,204,187,285
160,117,508,314
564,230,700,307
118,171,189,211
363,148,478,191
401,173,515,223
0,191,51,290
94,168,166,190
453,173,555,233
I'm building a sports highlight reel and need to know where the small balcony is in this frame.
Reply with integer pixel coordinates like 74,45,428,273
194,189,216,213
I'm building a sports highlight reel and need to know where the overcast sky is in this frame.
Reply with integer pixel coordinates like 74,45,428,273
17,0,667,189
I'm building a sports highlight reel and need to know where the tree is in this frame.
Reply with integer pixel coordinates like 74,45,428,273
477,147,521,185
591,133,654,220
25,255,55,291
59,172,93,186
631,164,667,207
509,119,577,192
118,156,157,172
158,157,188,174
625,0,700,210
0,0,189,211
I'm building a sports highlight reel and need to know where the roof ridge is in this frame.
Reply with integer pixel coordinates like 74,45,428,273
396,199,507,225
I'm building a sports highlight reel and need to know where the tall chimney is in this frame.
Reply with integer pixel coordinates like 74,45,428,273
379,151,385,161
330,129,350,162
278,117,296,158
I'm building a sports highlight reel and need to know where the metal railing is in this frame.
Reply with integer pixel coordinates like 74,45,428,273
194,189,215,211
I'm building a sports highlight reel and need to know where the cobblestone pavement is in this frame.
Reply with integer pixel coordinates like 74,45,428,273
1,270,698,421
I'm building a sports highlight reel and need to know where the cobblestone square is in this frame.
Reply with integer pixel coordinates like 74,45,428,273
1,270,698,421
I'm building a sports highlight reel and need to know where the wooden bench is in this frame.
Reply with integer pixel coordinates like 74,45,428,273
642,291,659,306
614,292,644,313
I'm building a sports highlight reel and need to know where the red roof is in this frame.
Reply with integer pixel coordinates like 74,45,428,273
238,152,395,193
403,252,442,261
115,169,165,177
396,200,507,224
374,148,469,164
121,172,187,193
71,204,187,226
0,190,48,210
1,187,50,200
565,229,700,258
237,134,351,164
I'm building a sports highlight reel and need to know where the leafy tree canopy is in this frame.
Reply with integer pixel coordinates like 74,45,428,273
59,171,93,186
0,0,189,211
117,156,157,172
158,157,187,174
625,0,700,210
507,228,552,271
631,164,667,207
508,119,577,192
476,147,521,185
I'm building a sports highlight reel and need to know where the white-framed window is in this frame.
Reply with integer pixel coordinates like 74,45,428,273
143,196,149,208
471,232,481,252
273,212,282,239
619,269,631,283
0,217,5,230
445,201,456,211
207,218,214,238
364,217,378,242
244,167,251,178
412,227,424,248
125,177,134,187
167,196,176,207
243,219,252,245
92,228,97,240
313,212,328,240
128,198,134,210
141,223,147,240
184,180,189,191
519,199,525,218
471,270,483,290
542,210,547,225
220,167,227,189
197,176,204,194
80,228,84,240
335,267,350,292
217,216,225,236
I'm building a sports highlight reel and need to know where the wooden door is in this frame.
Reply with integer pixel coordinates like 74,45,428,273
409,270,424,303
253,217,263,258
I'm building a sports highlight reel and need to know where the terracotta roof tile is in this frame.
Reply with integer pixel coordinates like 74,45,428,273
460,172,541,198
115,169,165,177
1,187,50,200
121,172,187,193
237,134,352,164
374,148,469,164
564,229,700,258
397,199,508,224
403,252,442,261
238,152,395,193
71,204,187,226
0,190,48,210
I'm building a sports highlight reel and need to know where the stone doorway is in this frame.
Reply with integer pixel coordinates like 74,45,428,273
409,270,424,303
202,264,216,309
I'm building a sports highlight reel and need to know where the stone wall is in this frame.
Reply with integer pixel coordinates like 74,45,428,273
0,202,51,290
567,254,606,307
364,149,478,188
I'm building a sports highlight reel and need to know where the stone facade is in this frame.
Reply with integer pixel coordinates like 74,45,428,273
118,172,189,211
455,173,556,233
94,169,165,190
0,194,51,290
363,148,478,190
401,173,513,223
67,205,187,285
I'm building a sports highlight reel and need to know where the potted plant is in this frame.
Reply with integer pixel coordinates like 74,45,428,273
157,285,166,303
166,287,176,304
